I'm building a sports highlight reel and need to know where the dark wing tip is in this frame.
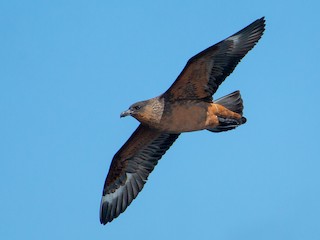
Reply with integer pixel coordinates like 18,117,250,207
100,201,110,225
227,16,266,54
250,16,266,39
99,173,140,225
100,198,117,225
241,16,266,34
246,16,266,40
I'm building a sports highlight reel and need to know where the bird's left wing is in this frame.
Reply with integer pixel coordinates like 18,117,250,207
100,124,180,224
163,17,265,101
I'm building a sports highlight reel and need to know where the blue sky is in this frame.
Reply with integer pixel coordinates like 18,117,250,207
1,1,319,239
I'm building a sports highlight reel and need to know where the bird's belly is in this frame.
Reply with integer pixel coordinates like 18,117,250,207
157,102,208,133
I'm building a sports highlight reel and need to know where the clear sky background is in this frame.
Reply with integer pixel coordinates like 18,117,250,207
1,1,319,239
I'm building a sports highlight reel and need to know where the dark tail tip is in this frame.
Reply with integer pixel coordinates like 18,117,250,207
241,117,247,124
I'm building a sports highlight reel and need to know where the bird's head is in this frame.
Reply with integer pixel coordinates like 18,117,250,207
120,100,148,119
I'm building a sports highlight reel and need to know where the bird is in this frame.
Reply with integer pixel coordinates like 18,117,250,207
100,17,265,224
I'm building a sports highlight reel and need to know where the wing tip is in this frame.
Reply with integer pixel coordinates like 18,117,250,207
99,172,146,225
240,16,266,38
99,201,111,225
99,198,120,225
253,16,266,34
225,16,265,55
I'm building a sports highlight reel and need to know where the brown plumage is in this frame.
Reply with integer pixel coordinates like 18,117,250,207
100,17,266,224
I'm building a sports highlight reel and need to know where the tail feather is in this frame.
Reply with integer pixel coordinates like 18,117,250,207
214,90,243,115
208,116,246,132
208,91,246,133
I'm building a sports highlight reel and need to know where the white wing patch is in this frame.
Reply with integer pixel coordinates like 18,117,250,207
228,34,241,45
101,173,134,205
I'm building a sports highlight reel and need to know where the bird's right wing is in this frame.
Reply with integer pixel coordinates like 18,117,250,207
100,124,180,224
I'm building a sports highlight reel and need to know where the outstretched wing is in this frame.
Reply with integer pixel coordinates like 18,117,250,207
100,124,179,224
164,17,265,101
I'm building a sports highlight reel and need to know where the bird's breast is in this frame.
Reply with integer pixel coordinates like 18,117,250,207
156,100,209,133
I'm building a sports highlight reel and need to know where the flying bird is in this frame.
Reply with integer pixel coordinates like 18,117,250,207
100,17,265,224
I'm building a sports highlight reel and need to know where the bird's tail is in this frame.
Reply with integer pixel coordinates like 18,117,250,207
207,91,246,133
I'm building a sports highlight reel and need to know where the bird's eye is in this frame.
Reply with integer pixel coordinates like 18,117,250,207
133,105,141,110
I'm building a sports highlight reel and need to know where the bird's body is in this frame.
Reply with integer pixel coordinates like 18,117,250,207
159,99,213,133
131,96,243,133
100,17,266,224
